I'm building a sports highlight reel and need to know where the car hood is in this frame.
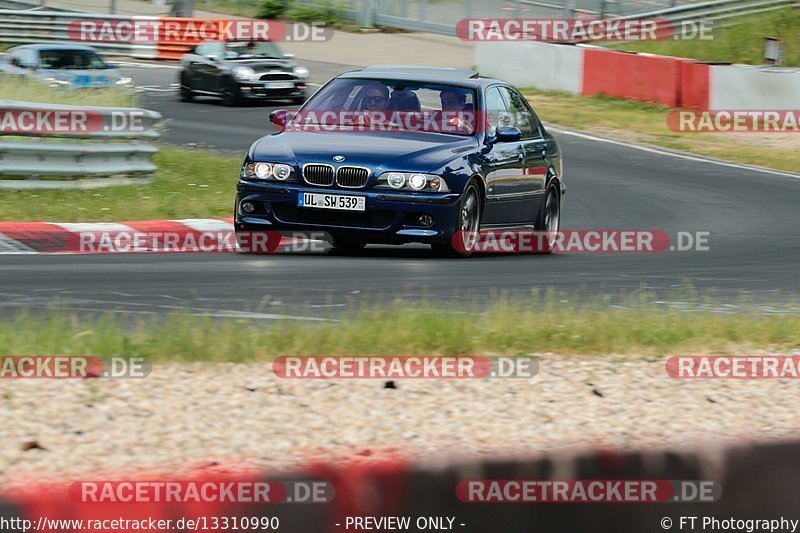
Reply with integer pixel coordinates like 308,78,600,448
250,130,477,174
228,59,294,73
35,68,123,87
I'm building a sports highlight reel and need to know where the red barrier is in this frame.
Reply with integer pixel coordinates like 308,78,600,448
582,49,682,107
679,61,710,110
156,18,220,60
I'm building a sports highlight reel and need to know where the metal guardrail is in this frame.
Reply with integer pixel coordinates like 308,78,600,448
0,9,164,58
0,100,162,189
295,0,797,34
619,0,799,27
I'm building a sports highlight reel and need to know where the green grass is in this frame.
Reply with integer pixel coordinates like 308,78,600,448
3,295,799,361
524,89,800,173
608,8,800,66
0,147,241,222
0,76,137,107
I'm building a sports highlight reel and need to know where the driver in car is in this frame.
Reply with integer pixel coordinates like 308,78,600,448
356,83,391,128
439,88,472,132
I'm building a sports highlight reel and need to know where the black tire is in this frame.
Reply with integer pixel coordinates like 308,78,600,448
179,73,194,102
220,79,240,107
330,236,366,252
432,181,481,258
534,183,561,254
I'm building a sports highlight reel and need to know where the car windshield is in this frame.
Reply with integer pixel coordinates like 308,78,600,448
38,49,109,70
297,78,478,136
225,41,284,60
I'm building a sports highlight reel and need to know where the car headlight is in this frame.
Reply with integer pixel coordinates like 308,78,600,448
273,164,292,180
376,172,448,192
241,161,297,182
292,65,309,79
233,66,255,81
386,172,405,189
43,77,71,87
115,77,132,86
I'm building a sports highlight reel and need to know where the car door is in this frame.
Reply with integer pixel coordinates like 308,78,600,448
498,86,549,223
191,41,224,92
482,85,524,225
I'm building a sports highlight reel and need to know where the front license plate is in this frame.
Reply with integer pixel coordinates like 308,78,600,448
298,192,366,212
264,81,295,89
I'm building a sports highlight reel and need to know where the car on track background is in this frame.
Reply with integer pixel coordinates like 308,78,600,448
0,43,132,88
179,39,309,106
234,65,564,256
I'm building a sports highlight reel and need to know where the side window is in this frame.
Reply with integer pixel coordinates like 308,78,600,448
498,86,538,139
23,49,38,67
484,86,511,137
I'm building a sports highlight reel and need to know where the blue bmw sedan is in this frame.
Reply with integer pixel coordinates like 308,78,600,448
234,66,564,256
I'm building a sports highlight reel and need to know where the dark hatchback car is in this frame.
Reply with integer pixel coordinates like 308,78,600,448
234,66,564,256
179,40,309,106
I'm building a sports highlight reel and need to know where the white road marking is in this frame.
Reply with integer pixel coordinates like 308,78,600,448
549,126,800,180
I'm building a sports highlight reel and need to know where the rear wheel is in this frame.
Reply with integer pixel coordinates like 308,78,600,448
432,182,481,258
535,184,561,254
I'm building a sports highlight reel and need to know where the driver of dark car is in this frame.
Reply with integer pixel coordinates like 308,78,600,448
361,83,390,112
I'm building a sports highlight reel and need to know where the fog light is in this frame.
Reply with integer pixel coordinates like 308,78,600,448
241,202,255,214
418,214,434,226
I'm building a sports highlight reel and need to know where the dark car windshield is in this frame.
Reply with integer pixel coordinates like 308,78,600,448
297,78,478,136
38,49,109,70
225,41,284,60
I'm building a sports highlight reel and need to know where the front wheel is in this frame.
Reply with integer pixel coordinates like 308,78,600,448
330,235,366,252
534,184,561,254
220,79,240,107
179,73,194,102
432,182,481,258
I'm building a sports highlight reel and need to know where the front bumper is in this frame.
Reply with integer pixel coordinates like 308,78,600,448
234,180,461,244
237,80,306,100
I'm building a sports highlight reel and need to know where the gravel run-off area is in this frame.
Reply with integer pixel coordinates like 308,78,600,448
2,356,799,487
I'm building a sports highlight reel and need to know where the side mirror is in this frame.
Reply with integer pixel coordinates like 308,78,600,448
495,125,522,143
269,109,292,131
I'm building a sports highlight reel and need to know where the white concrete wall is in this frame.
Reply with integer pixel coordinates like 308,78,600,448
475,41,584,94
710,65,800,110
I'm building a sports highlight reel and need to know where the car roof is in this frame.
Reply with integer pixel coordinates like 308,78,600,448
11,43,100,52
338,65,503,88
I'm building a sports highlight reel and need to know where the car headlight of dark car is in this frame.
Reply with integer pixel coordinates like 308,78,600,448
375,172,449,192
241,161,298,182
233,66,255,81
292,65,309,79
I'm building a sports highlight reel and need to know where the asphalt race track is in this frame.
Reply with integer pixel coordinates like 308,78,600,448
1,61,799,319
